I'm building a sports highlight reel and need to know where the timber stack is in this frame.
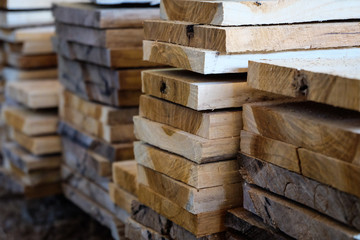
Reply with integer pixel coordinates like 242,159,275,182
129,0,360,239
52,1,160,239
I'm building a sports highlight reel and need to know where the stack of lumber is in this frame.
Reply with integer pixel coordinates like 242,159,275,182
52,1,160,239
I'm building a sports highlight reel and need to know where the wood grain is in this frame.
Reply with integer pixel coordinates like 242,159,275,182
109,183,137,214
113,160,138,196
125,217,169,240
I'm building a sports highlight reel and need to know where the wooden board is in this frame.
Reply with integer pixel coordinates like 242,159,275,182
58,55,142,90
113,160,138,196
144,20,360,54
10,129,61,155
109,183,138,214
0,26,54,43
3,142,61,173
134,141,241,189
138,183,226,237
139,95,242,139
137,164,242,214
243,100,360,164
6,80,60,109
53,3,159,28
240,130,300,173
248,58,360,112
2,67,57,81
0,10,53,29
160,0,360,26
4,41,54,55
143,40,360,74
239,153,360,231
133,116,239,163
56,22,143,48
58,121,134,161
0,0,90,10
93,0,159,5
243,184,360,240
54,37,159,68
6,53,57,69
125,218,169,240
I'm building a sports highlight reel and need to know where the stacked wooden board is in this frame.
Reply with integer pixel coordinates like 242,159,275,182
52,2,161,239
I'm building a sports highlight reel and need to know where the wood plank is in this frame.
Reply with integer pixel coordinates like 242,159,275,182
243,100,360,164
10,129,61,155
239,153,360,231
0,0,90,10
109,183,137,214
248,58,360,112
58,121,134,161
0,26,54,43
2,67,57,81
3,107,58,136
4,41,54,55
243,184,360,240
138,183,226,237
143,40,360,74
6,53,57,69
53,3,159,28
3,142,61,173
240,130,300,173
160,0,360,26
113,160,138,196
134,141,241,189
144,20,360,54
6,80,60,109
137,164,242,214
133,116,239,163
125,217,169,240
56,22,143,48
139,95,242,139
92,0,159,5
0,10,52,29
54,37,159,68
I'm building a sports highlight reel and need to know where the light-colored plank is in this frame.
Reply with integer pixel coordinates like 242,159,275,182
0,10,53,29
93,0,159,5
109,183,137,214
113,160,138,196
137,164,242,214
53,3,159,28
0,0,90,10
143,40,360,74
139,95,242,139
144,20,360,53
133,116,239,163
56,22,143,48
134,141,241,189
2,67,57,81
160,0,360,26
248,58,360,112
125,218,169,240
3,107,58,136
0,26,54,43
4,40,54,55
6,53,57,69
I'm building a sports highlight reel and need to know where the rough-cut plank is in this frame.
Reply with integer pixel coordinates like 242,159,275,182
239,153,360,231
6,53,57,69
10,129,61,155
139,95,242,139
138,165,242,214
141,69,281,110
3,107,58,136
125,218,169,240
225,208,291,240
160,0,360,26
243,184,360,240
62,165,129,223
134,116,239,163
53,3,159,28
58,121,134,161
138,183,226,237
4,41,54,55
54,37,159,68
3,142,61,173
61,89,138,125
0,0,89,10
243,100,360,164
248,58,360,112
144,20,360,54
6,80,60,109
109,183,137,214
240,130,300,173
0,10,52,29
0,26,54,43
2,67,57,81
93,0,159,5
143,40,360,74
113,160,138,196
134,141,241,189
56,22,143,48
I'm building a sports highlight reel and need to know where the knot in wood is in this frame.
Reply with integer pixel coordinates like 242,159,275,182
292,70,308,96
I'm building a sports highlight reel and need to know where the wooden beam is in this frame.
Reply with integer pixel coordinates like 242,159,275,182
92,0,160,5
139,95,242,139
137,164,242,214
56,22,143,48
0,0,89,10
0,26,54,43
243,184,360,240
4,40,54,55
248,58,360,112
239,153,360,231
6,52,57,69
125,218,169,240
243,100,360,164
144,20,360,54
133,116,239,163
160,0,360,26
0,10,52,29
143,40,360,74
109,183,137,214
134,141,241,189
2,67,57,81
113,160,138,196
